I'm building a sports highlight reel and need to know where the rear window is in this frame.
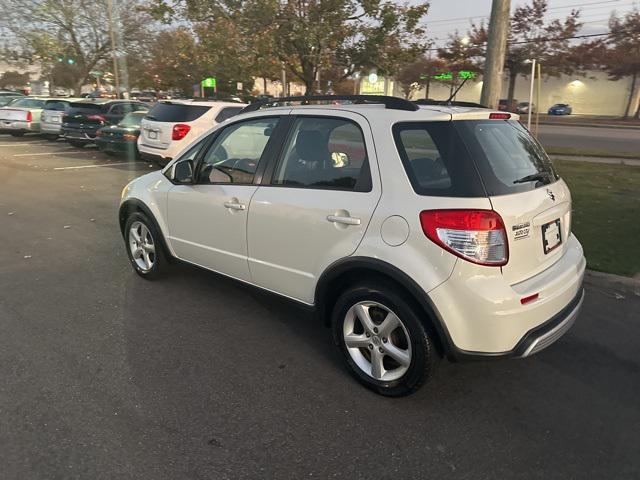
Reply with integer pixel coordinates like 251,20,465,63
68,103,105,113
44,100,70,111
145,102,210,122
393,120,558,197
8,98,45,109
456,120,558,195
215,106,243,123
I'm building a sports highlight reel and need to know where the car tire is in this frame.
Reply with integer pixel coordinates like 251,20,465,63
68,140,86,148
331,281,438,397
10,132,25,137
43,134,59,141
124,212,166,280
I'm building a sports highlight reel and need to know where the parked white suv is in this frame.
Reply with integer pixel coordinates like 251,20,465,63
119,95,586,396
138,99,246,166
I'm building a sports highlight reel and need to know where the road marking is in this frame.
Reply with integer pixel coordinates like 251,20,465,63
53,162,134,170
12,150,86,157
0,142,52,147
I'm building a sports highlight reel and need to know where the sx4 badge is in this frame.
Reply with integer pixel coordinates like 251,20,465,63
512,221,531,240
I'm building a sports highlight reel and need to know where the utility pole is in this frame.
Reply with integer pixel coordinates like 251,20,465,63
480,0,510,109
107,0,121,98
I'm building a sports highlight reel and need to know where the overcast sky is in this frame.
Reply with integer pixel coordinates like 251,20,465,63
426,0,638,48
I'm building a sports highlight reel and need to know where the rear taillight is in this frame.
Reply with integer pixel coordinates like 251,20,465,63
122,133,138,141
172,123,191,140
419,209,509,266
489,113,511,119
26,111,32,122
87,114,106,123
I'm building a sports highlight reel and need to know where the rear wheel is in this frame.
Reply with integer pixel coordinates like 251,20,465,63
124,212,166,280
43,134,59,141
332,282,438,396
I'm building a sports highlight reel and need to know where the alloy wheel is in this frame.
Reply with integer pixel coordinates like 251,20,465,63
343,301,412,382
129,221,156,272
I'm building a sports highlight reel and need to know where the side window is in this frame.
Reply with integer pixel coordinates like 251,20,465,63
272,117,370,191
215,107,243,123
109,104,124,115
396,128,452,191
197,118,279,184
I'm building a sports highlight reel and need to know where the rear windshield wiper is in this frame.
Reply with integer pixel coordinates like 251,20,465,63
513,172,552,184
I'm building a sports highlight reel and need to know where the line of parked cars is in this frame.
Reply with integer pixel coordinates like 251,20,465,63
0,95,247,164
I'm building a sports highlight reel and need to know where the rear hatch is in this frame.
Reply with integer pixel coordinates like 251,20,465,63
42,100,72,124
63,103,106,129
140,102,211,150
394,110,571,285
454,117,571,284
0,98,46,121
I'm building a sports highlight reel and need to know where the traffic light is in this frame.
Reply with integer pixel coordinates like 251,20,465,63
67,58,75,65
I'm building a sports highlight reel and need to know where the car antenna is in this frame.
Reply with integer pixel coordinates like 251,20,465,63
445,76,470,105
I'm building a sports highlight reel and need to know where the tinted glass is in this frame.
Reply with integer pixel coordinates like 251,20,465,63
393,122,485,197
272,117,370,191
198,118,278,184
7,98,46,109
215,107,243,123
44,100,70,111
456,120,558,195
145,103,209,122
118,112,145,127
68,103,104,113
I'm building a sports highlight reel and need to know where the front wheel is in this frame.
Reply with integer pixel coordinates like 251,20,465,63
124,212,166,280
332,282,438,396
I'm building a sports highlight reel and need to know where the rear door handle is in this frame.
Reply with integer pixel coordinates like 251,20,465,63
327,215,361,226
224,201,246,210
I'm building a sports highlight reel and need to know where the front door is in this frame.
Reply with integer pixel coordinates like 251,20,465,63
166,116,281,282
247,112,381,304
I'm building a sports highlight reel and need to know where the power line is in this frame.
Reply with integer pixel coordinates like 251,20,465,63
428,31,610,51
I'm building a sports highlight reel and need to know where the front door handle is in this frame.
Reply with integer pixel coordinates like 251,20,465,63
224,201,246,211
327,215,361,226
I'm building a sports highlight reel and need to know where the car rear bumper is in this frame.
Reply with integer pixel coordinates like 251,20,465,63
428,234,586,357
0,120,38,132
40,122,62,134
62,126,99,141
138,147,171,166
96,138,138,154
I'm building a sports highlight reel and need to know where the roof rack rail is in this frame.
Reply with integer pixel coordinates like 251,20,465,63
239,95,419,114
414,99,486,108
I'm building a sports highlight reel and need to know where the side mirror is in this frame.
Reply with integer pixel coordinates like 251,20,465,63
171,159,194,183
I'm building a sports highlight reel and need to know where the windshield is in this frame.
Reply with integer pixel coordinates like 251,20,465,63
6,98,45,109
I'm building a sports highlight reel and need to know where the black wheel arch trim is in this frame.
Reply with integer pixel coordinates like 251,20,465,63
118,199,172,257
315,256,458,359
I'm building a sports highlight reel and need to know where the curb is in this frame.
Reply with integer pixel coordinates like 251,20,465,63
538,121,640,130
585,270,640,297
550,155,640,166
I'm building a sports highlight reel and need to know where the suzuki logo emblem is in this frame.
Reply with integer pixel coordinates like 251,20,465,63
546,189,555,201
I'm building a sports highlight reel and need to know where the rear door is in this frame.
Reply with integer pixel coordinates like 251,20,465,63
140,102,211,150
456,118,572,284
246,111,381,304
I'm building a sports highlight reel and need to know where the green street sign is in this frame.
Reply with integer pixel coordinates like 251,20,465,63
433,72,453,80
458,70,476,79
201,77,216,88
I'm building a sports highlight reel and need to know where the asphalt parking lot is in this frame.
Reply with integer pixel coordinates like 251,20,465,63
1,134,639,479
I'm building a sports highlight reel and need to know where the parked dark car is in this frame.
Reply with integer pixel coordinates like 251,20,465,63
498,98,518,113
61,100,149,147
95,111,146,157
548,103,572,115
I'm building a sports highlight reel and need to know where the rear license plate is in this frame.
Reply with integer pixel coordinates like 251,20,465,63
148,130,158,139
542,219,562,254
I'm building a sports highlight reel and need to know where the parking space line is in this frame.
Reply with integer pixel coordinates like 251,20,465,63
53,162,134,170
0,142,53,147
12,150,86,157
